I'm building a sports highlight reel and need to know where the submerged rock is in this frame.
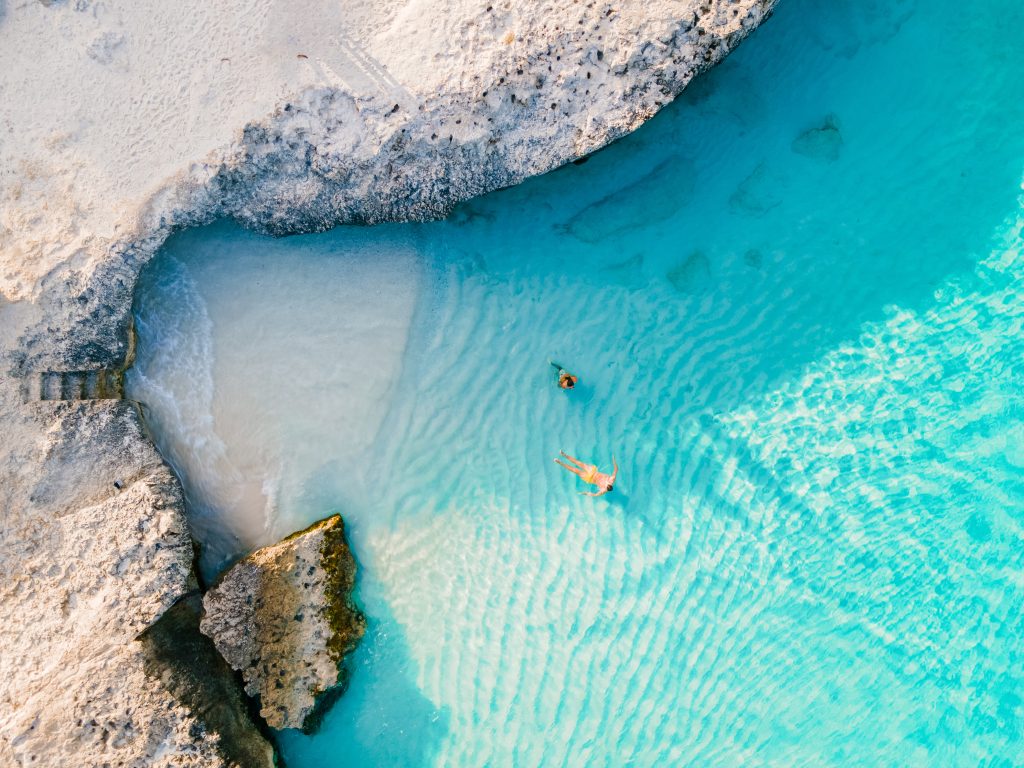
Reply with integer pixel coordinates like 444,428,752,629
729,162,783,216
200,514,366,732
563,156,696,243
667,249,713,293
792,114,843,161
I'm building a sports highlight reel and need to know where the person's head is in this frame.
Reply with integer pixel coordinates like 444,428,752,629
605,483,614,492
561,375,576,389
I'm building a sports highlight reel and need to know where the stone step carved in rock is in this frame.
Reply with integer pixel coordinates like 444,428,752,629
25,369,124,403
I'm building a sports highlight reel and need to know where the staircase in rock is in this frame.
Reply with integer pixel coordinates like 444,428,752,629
23,369,124,402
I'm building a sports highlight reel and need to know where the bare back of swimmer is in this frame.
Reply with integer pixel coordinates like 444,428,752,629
554,450,618,497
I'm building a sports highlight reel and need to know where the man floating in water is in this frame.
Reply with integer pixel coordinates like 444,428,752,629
555,450,618,497
550,360,578,390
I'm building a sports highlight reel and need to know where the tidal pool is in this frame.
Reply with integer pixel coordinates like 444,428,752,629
128,0,1024,764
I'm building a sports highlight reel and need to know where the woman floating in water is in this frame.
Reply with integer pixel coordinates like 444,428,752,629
550,360,578,390
554,450,618,497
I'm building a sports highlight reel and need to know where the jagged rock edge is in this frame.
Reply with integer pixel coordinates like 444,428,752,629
13,1,776,375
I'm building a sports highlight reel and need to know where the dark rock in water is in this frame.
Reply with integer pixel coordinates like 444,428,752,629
200,514,366,732
602,252,645,286
792,114,843,162
138,593,277,768
729,162,783,217
807,0,917,58
563,156,696,243
667,250,712,293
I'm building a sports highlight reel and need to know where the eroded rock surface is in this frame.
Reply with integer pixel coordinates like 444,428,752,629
139,594,277,768
200,514,366,732
0,400,244,766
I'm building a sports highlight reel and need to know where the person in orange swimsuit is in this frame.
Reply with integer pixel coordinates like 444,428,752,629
550,360,578,390
554,450,618,496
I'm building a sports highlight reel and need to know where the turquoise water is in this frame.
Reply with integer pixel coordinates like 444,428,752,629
128,0,1024,765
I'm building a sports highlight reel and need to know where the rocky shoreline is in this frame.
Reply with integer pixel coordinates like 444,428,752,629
0,1,775,764
201,515,366,733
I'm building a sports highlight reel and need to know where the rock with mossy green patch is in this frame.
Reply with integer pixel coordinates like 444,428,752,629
199,514,366,732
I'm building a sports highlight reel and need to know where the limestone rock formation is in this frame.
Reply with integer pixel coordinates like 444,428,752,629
200,514,366,732
0,401,246,766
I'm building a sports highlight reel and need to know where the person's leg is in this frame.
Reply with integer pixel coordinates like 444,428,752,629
551,360,567,383
560,450,588,468
554,459,585,478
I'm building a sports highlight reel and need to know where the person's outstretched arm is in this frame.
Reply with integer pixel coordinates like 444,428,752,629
580,489,608,497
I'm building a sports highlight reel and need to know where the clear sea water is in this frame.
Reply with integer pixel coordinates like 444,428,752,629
126,0,1024,765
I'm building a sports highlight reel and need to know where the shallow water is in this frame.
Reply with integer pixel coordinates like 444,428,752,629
128,0,1024,764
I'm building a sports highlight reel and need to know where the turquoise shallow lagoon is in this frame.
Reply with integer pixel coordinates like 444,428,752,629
128,0,1024,765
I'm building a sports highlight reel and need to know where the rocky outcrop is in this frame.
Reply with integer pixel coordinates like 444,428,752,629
0,0,776,763
0,400,247,766
138,594,277,768
200,515,366,732
4,0,778,375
